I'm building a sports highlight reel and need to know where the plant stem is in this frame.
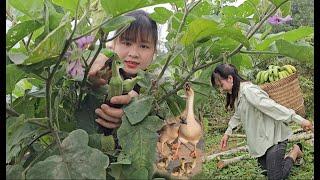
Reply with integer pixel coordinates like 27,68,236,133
78,39,103,108
45,0,80,154
240,50,281,55
27,130,52,147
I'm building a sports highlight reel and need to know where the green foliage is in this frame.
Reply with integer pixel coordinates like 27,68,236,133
22,19,70,65
100,0,176,17
6,20,43,50
117,115,163,178
101,16,136,33
123,95,154,125
8,0,43,19
181,17,249,48
275,39,313,63
6,64,26,94
150,7,173,24
6,0,313,179
26,129,109,179
255,26,313,50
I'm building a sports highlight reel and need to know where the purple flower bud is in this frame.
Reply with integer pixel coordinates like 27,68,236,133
66,59,84,81
75,35,94,50
267,15,292,25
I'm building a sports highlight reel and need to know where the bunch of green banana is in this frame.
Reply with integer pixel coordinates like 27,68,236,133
255,64,297,84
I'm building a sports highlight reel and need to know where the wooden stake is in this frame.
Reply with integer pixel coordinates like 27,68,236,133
288,132,313,142
217,155,251,169
204,145,248,162
229,134,246,138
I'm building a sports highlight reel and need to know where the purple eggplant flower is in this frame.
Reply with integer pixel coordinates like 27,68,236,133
75,35,94,50
66,59,84,81
268,15,292,25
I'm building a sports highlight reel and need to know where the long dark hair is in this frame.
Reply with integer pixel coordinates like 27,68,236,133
211,63,246,110
116,10,158,48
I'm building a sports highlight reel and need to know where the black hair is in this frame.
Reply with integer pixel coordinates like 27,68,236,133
116,10,158,48
211,63,246,110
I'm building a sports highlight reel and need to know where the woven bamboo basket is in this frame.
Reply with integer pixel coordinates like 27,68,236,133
259,72,305,117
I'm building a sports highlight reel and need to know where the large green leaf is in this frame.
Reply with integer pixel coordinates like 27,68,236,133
6,165,24,180
101,15,136,33
280,1,291,16
149,7,173,24
181,18,249,48
47,0,64,31
275,39,314,64
6,115,42,163
52,0,87,16
6,20,43,50
12,78,34,98
221,0,259,25
100,0,176,17
8,0,43,19
117,115,163,178
255,26,314,50
268,0,287,7
230,54,253,70
6,64,26,94
12,96,37,118
22,20,70,65
26,129,109,179
124,95,154,125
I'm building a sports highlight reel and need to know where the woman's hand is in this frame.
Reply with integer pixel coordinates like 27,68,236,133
220,134,230,150
88,54,109,87
301,119,314,132
95,90,138,129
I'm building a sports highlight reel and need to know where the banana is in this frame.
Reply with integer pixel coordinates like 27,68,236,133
259,71,265,84
268,65,274,70
269,73,274,82
256,71,262,84
283,65,293,75
278,71,284,79
263,70,269,82
288,65,297,73
272,67,279,77
281,70,289,78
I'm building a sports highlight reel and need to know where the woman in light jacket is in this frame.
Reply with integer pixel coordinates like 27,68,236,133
211,63,313,179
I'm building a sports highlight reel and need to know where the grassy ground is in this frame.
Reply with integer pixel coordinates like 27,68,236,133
192,59,314,179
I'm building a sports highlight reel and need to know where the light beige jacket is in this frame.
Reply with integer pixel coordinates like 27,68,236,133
225,82,304,157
